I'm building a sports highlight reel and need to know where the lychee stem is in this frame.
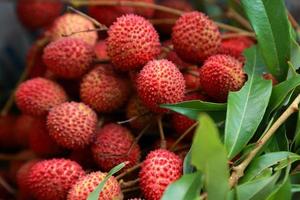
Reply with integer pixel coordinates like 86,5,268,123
170,122,198,151
62,27,108,37
0,176,16,195
0,37,49,117
157,115,167,149
214,22,255,38
288,11,300,34
117,112,151,125
93,58,111,64
122,186,140,193
226,8,252,31
116,163,142,180
221,32,256,39
0,151,35,161
119,178,139,188
229,94,300,188
149,18,177,25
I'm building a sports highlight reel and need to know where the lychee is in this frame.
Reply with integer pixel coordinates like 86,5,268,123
172,11,221,63
92,123,140,172
67,172,122,200
50,13,98,45
107,14,160,71
94,40,109,60
27,159,85,200
263,73,278,85
80,65,130,113
137,59,185,113
15,77,68,117
47,102,97,149
139,149,182,200
126,95,153,130
183,66,201,90
16,0,63,30
43,38,95,79
199,54,246,102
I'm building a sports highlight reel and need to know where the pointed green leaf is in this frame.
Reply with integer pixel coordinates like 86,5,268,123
183,150,195,174
191,114,229,200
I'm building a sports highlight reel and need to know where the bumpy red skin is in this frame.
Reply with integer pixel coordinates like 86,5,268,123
263,73,278,86
94,40,109,60
154,0,193,35
126,95,153,130
29,118,62,157
50,14,98,45
199,54,246,102
107,14,161,71
137,59,185,113
184,66,201,90
27,159,85,200
80,65,130,113
67,172,122,200
16,0,62,30
15,78,68,117
43,38,95,79
218,36,254,63
47,102,97,150
172,11,221,63
139,149,183,200
92,123,140,172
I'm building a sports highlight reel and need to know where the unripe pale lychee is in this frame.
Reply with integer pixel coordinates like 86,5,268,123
199,54,246,102
16,0,63,30
172,11,221,63
80,65,130,113
43,38,95,79
50,14,98,45
92,123,140,172
67,172,122,200
137,59,185,113
139,149,182,200
15,78,68,117
27,159,85,200
47,102,97,150
107,14,160,71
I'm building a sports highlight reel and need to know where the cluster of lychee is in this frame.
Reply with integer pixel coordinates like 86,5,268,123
0,0,278,200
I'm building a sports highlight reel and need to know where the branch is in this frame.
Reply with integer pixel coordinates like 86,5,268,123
170,122,198,151
157,115,166,149
116,162,142,180
226,8,252,31
229,94,300,188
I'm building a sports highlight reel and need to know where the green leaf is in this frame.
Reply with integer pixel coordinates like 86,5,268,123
183,150,195,174
161,172,202,200
294,112,300,147
191,114,229,200
290,36,300,70
161,101,226,120
236,172,280,200
266,126,289,152
225,47,273,159
292,184,300,193
241,0,290,81
87,162,126,200
241,152,300,182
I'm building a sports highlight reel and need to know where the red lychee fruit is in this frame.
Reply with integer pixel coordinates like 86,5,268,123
154,0,193,35
47,102,97,150
27,159,85,200
92,123,140,172
107,14,160,71
263,73,278,86
16,0,63,30
218,35,254,62
29,118,62,157
183,66,201,90
94,40,109,60
137,59,185,113
199,54,246,102
139,149,183,200
50,14,98,45
67,172,122,200
172,11,221,63
43,38,95,79
15,77,68,117
126,95,153,130
80,65,130,113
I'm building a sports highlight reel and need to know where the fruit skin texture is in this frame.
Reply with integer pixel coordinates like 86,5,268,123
137,59,185,113
43,38,95,79
50,14,98,45
15,78,68,117
126,95,153,130
172,11,221,63
47,102,97,150
92,123,140,172
107,14,160,71
16,0,63,30
80,65,130,113
27,159,85,200
199,54,246,102
67,172,122,200
139,149,183,200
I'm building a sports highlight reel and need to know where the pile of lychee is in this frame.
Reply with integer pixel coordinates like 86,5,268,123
0,0,277,200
